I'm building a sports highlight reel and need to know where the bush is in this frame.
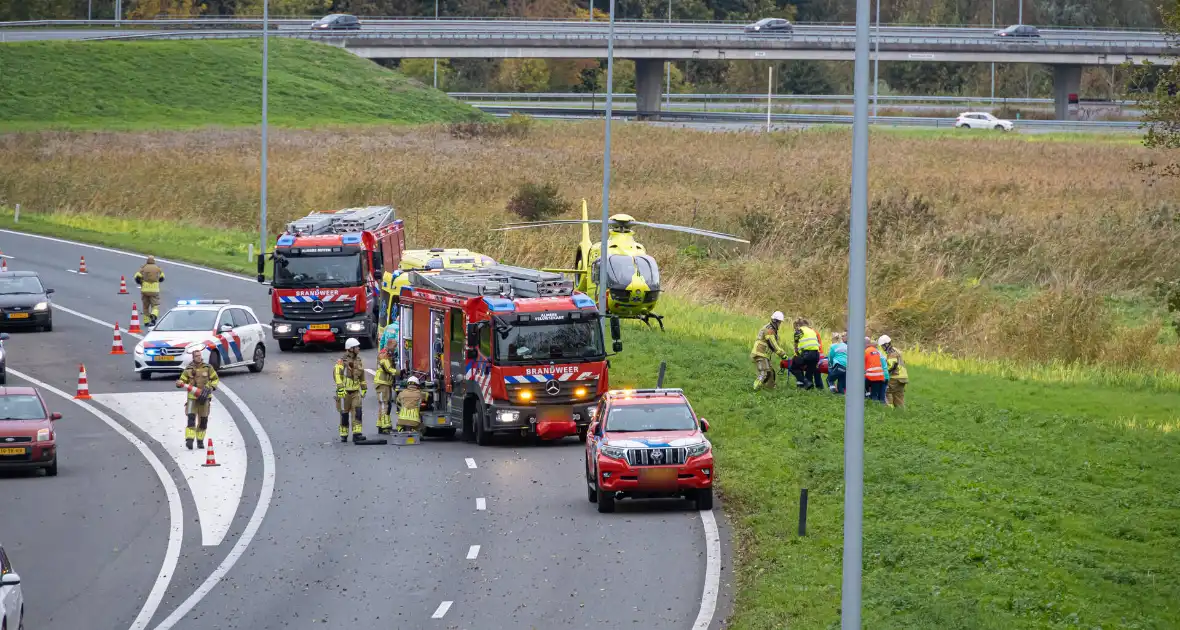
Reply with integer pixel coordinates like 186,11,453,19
506,182,571,222
447,113,534,140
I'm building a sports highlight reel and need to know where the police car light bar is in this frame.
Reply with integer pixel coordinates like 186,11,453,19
177,299,231,305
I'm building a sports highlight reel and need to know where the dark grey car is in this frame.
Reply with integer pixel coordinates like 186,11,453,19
744,18,793,34
994,24,1040,37
0,272,53,333
311,13,361,30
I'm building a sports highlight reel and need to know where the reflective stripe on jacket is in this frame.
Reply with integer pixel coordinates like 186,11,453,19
865,347,885,381
796,326,820,353
751,324,786,359
334,355,366,391
179,363,219,399
374,354,397,386
887,347,908,382
135,264,164,294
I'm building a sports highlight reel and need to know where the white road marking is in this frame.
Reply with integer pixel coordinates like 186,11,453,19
0,253,13,258
66,269,77,273
466,545,480,560
92,391,246,547
0,229,256,284
9,368,184,630
48,301,277,630
431,601,453,619
465,457,477,469
691,509,722,630
475,497,486,511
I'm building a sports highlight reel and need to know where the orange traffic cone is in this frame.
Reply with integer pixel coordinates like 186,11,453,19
1,257,7,272
202,439,221,467
129,303,142,334
78,256,87,274
118,276,129,294
74,364,91,400
110,322,126,355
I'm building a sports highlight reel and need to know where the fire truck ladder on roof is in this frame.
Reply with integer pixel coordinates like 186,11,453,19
408,264,574,299
286,205,395,236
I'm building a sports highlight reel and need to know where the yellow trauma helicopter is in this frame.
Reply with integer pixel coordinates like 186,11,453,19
494,200,748,330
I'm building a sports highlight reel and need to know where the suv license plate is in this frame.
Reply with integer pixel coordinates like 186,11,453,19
309,324,330,330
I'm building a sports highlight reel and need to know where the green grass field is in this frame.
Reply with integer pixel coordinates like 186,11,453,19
4,209,1178,629
0,38,489,131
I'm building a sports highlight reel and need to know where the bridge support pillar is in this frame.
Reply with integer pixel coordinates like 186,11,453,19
1051,64,1082,120
634,59,664,121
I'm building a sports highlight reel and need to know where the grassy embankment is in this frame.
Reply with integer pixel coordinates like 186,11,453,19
0,38,489,131
2,120,1179,628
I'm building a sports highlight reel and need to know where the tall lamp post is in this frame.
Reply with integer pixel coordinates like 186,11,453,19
596,0,617,323
843,0,872,625
665,0,672,108
260,0,269,269
434,0,440,88
991,0,996,104
872,0,880,117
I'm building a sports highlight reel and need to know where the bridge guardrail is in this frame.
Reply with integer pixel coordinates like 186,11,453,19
451,92,1123,105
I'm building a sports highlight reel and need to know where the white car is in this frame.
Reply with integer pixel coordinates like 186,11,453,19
133,299,267,380
0,545,23,630
954,112,1015,131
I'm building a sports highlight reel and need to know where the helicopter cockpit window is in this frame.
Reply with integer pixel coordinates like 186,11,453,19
604,255,637,290
633,255,660,290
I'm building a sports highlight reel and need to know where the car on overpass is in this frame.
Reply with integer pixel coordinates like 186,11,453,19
584,388,714,513
0,271,54,333
955,111,1015,131
994,24,1040,38
744,17,793,34
0,544,23,630
0,386,61,477
311,13,361,31
134,299,267,379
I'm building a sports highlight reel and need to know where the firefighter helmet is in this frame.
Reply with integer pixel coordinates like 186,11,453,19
344,338,361,350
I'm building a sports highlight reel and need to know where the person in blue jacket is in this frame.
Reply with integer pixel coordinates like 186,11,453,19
826,332,848,394
379,318,399,353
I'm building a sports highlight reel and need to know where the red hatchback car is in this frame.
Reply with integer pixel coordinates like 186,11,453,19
0,386,61,476
584,388,714,513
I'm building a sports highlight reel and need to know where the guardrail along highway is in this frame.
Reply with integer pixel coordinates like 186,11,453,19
2,18,1173,119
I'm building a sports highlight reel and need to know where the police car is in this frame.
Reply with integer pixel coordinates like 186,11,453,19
133,299,267,380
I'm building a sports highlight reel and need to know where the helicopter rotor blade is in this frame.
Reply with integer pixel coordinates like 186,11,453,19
493,220,604,231
631,221,751,244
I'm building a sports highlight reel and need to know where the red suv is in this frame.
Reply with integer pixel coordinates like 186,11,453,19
0,386,61,477
584,388,714,513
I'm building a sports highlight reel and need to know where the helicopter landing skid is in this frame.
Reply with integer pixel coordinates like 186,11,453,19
638,313,665,331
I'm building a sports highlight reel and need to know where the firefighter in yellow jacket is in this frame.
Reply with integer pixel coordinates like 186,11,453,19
334,338,368,443
176,346,219,451
374,341,398,434
395,376,426,432
751,311,790,391
134,255,165,326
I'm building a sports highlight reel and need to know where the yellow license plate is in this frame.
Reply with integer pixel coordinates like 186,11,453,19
438,417,446,424
309,324,330,330
155,355,177,362
0,447,27,455
6,313,29,319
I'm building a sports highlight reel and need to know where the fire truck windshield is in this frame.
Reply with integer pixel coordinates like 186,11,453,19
494,319,605,363
273,252,363,288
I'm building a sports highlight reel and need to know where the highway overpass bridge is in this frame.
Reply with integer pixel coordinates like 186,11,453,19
3,19,1174,119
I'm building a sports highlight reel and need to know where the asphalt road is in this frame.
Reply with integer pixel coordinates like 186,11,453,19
0,230,729,630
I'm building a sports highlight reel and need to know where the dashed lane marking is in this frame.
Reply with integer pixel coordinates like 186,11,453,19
476,498,486,511
466,545,480,560
465,457,477,469
9,368,184,630
431,601,453,619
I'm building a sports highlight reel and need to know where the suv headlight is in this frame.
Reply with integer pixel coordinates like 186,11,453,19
687,441,711,457
34,302,48,311
37,428,52,442
600,444,628,460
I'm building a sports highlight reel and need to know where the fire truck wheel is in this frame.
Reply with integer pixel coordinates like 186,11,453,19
359,326,377,350
278,339,295,352
577,426,588,442
474,402,492,446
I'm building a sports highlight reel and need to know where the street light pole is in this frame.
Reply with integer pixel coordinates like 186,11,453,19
597,0,617,326
433,0,440,89
260,0,269,270
1018,0,1023,24
665,0,671,108
991,0,996,104
872,0,880,117
843,0,871,625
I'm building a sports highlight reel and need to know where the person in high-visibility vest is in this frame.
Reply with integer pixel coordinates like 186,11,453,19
750,311,790,391
880,335,908,408
789,318,824,390
334,338,368,443
176,346,219,451
864,337,888,403
395,376,426,432
374,342,398,434
134,255,165,326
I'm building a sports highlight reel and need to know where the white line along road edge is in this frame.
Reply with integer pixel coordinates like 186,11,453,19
8,368,184,630
50,302,277,630
691,509,722,630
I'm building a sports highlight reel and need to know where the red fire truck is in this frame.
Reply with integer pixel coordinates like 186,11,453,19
392,264,622,444
255,206,406,351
